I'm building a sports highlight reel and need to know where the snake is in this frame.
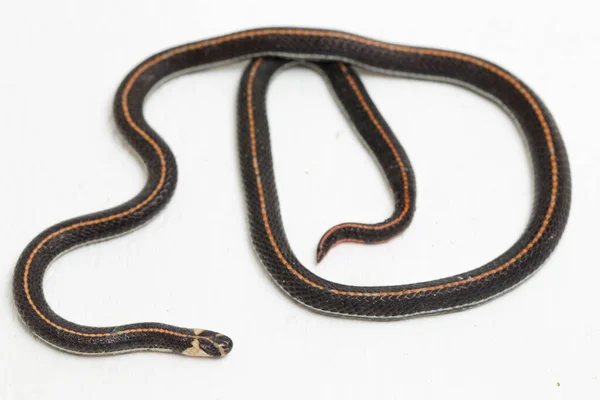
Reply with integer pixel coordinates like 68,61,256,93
12,28,571,358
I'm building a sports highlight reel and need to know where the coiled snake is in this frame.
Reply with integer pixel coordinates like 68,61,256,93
13,28,571,357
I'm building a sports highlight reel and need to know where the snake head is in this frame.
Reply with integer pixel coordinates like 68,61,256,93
181,329,233,357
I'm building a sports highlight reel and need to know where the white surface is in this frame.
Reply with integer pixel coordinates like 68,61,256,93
0,0,597,398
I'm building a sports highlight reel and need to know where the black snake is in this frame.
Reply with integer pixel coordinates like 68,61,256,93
13,28,571,357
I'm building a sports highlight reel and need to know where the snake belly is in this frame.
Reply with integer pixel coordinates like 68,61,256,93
13,28,571,357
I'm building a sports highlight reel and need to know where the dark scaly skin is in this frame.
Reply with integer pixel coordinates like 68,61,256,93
244,58,416,263
315,61,416,262
13,28,570,356
239,48,569,318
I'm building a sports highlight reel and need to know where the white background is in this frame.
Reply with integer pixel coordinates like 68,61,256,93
0,0,597,398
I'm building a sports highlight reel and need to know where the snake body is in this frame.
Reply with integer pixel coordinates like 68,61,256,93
13,28,571,357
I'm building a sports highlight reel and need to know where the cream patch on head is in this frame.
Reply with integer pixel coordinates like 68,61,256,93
182,339,210,357
193,328,205,335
